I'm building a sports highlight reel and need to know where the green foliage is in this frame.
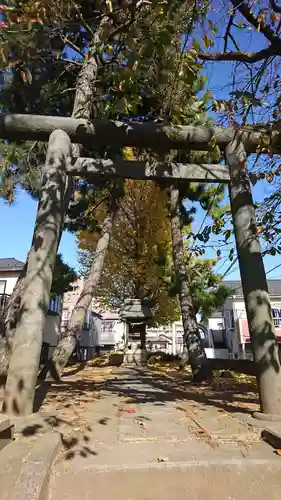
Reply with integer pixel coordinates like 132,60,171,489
0,1,229,314
197,0,281,252
191,269,230,320
50,253,77,298
169,253,230,320
108,352,124,366
0,140,45,201
0,1,211,202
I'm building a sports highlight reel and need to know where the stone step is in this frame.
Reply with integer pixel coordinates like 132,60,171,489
50,459,281,500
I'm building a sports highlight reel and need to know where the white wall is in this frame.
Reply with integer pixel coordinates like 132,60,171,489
1,270,62,350
43,315,61,357
1,274,19,294
112,321,125,346
208,317,224,330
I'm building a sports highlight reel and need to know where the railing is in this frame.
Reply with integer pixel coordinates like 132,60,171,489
40,342,97,365
273,318,281,328
0,293,10,309
0,293,61,314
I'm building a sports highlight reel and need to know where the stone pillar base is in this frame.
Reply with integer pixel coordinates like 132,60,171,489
123,342,146,366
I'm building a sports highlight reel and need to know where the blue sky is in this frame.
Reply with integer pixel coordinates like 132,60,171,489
1,4,281,280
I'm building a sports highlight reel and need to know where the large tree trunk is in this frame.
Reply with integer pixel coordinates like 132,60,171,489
2,130,71,415
45,18,118,378
50,186,120,376
169,183,211,383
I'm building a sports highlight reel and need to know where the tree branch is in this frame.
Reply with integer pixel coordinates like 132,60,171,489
57,58,83,66
199,46,276,63
60,35,85,58
223,14,234,52
231,0,281,47
270,0,281,14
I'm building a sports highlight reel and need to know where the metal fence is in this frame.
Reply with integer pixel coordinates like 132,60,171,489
0,293,10,309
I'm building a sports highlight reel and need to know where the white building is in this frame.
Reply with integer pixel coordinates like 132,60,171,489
6,262,280,363
60,277,127,358
0,258,61,360
206,279,281,360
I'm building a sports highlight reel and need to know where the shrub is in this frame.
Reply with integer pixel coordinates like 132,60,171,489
108,352,124,366
147,351,180,365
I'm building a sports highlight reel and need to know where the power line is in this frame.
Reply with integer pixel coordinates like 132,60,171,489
266,262,281,276
221,262,281,296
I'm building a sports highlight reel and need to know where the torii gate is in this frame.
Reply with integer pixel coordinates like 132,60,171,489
1,113,281,419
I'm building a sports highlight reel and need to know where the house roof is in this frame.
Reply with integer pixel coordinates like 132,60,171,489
224,279,281,297
0,258,24,272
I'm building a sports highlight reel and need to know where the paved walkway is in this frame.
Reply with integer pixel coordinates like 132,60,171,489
48,367,281,499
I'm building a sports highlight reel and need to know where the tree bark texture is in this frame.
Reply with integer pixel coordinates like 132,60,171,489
0,114,280,153
226,140,281,418
2,130,71,415
50,187,119,375
170,183,210,382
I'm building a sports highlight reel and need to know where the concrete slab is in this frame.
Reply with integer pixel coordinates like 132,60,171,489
0,439,34,500
37,367,281,498
54,438,214,473
50,461,281,500
0,432,60,500
118,406,195,443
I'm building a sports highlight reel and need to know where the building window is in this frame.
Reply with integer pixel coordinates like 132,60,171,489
48,296,61,314
229,310,235,328
83,311,91,330
101,320,114,333
272,308,281,327
0,280,6,295
62,309,69,321
272,308,281,318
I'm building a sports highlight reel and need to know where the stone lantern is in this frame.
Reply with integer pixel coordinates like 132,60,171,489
119,298,152,365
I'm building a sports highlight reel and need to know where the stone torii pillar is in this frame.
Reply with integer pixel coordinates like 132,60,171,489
226,139,281,420
3,130,71,416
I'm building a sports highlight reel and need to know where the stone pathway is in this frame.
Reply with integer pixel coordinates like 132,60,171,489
48,367,281,499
